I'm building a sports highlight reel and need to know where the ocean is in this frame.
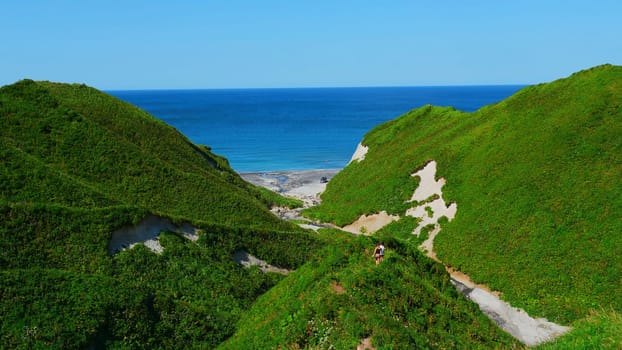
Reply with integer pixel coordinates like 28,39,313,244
109,86,523,172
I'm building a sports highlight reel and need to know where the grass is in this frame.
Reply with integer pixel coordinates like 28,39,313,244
535,308,622,349
3,65,620,348
0,79,320,348
307,64,622,326
219,233,519,349
0,79,298,228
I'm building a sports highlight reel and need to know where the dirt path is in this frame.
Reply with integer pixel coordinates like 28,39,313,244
243,160,571,346
405,160,571,345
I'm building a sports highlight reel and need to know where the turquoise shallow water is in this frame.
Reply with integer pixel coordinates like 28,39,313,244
110,85,523,172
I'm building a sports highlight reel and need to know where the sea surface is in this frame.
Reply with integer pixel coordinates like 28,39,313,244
109,86,523,172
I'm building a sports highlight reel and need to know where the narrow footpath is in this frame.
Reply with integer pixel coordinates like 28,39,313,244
242,165,570,347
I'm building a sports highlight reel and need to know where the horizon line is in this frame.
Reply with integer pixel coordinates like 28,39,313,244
105,83,529,92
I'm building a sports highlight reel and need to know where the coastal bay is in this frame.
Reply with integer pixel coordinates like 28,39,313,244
111,86,522,172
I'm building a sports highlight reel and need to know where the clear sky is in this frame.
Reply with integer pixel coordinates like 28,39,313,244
2,0,621,90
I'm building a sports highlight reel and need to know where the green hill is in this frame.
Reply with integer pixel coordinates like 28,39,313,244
306,65,622,344
4,65,620,348
0,80,318,348
219,231,517,349
0,79,526,349
0,79,300,226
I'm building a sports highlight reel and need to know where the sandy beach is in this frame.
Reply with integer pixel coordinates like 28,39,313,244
240,169,341,204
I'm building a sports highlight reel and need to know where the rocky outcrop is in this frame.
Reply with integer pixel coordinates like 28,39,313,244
232,250,291,274
108,215,199,255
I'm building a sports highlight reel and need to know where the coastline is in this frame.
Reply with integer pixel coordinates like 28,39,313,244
240,169,340,203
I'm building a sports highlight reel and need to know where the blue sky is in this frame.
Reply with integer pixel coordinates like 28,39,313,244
2,1,621,90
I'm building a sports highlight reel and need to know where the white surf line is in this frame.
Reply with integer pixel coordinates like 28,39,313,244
407,160,570,346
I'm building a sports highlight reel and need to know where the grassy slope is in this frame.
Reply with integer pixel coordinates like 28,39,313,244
0,80,299,227
220,231,519,349
438,65,622,322
4,66,619,348
306,65,622,328
534,308,622,349
0,80,315,348
0,202,321,349
0,79,522,348
305,105,468,226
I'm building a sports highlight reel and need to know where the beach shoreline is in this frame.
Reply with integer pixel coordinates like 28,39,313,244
240,168,341,205
240,168,341,230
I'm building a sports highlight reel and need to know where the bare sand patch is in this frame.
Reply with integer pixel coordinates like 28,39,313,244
331,281,346,294
405,161,457,236
349,143,368,163
406,160,569,345
452,277,571,346
341,211,399,235
241,159,571,346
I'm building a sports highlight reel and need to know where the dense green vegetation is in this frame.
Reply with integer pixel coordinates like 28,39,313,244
0,202,321,349
220,230,518,349
4,79,511,349
0,80,316,348
535,309,622,349
307,64,622,340
4,65,619,348
0,79,298,226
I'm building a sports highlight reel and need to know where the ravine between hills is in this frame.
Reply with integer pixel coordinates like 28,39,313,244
109,149,570,346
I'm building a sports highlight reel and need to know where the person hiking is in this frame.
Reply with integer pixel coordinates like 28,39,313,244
379,242,385,263
373,242,385,265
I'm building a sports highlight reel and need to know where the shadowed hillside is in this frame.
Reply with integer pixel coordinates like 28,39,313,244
0,80,318,348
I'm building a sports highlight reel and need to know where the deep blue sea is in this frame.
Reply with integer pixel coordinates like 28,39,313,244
109,86,523,172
